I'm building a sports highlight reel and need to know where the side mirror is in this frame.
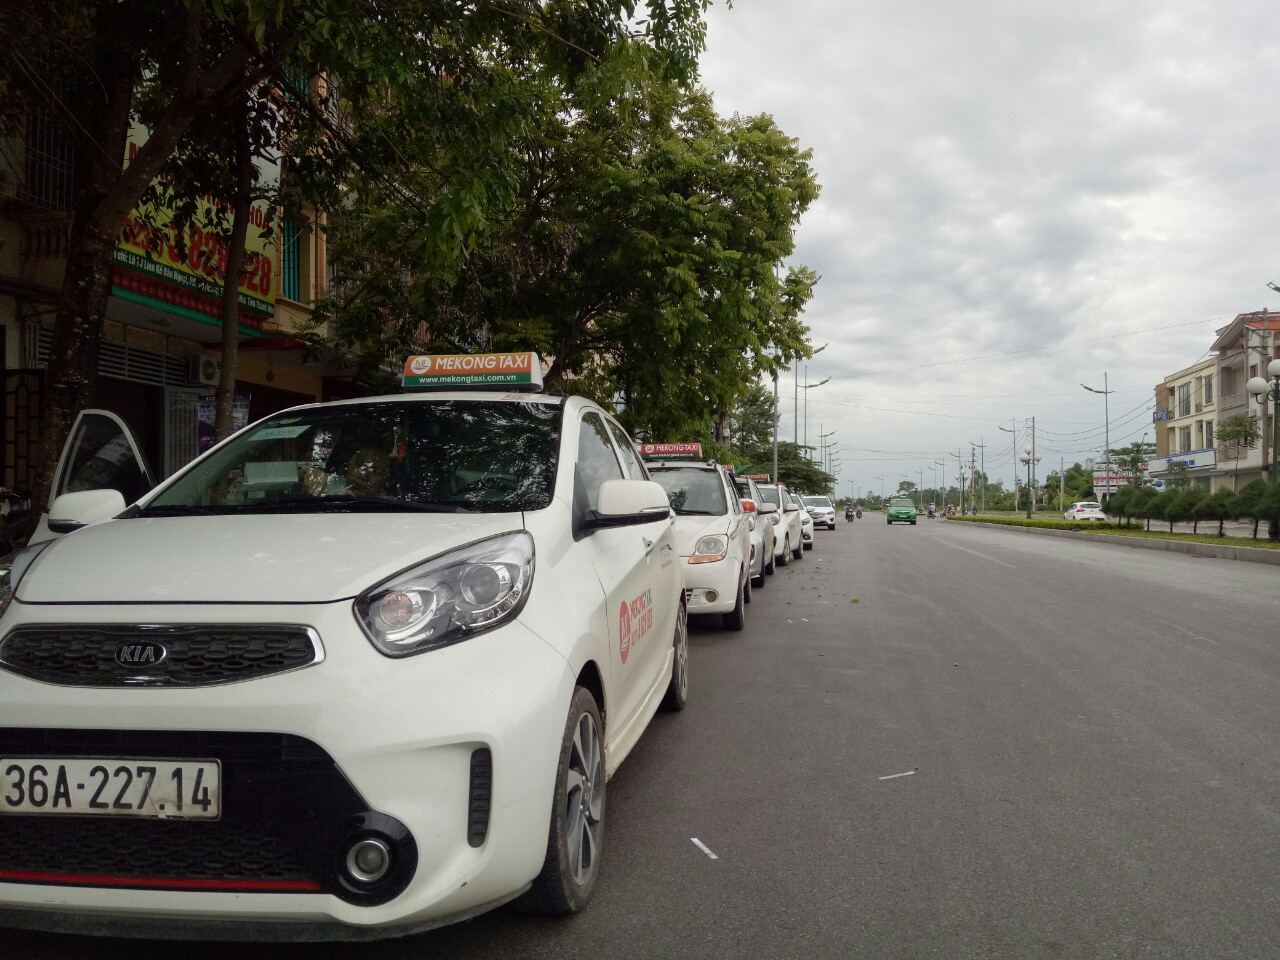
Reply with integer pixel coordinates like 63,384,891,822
757,502,778,515
592,479,672,527
740,498,757,513
784,502,799,512
48,489,127,534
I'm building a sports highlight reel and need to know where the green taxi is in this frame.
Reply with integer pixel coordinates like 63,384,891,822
887,496,917,524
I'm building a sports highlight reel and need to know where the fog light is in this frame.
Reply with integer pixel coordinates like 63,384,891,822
346,838,392,883
705,590,718,604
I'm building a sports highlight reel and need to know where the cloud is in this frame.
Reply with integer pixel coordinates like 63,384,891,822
699,0,1280,486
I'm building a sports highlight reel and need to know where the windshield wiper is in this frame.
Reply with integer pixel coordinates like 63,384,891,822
673,508,718,516
288,497,474,513
135,504,221,517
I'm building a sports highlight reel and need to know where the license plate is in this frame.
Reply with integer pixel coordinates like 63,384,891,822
0,758,221,820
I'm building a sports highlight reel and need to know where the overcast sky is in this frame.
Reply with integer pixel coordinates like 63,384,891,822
698,0,1280,499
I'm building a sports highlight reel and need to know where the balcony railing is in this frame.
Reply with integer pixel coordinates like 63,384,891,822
1217,391,1247,414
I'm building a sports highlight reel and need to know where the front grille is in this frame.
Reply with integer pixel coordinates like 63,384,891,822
0,729,416,904
0,625,320,687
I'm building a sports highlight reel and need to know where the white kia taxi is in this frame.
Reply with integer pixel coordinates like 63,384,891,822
643,446,751,631
0,353,688,941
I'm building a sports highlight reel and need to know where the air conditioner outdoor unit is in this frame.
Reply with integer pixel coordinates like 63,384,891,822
189,355,220,387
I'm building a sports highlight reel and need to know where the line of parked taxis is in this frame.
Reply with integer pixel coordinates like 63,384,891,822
0,353,838,943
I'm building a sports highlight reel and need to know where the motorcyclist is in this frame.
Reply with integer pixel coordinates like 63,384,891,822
855,502,863,519
845,504,854,521
927,502,936,519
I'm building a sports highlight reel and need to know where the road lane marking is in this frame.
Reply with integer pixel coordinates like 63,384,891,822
878,770,916,780
935,538,1016,568
691,838,719,859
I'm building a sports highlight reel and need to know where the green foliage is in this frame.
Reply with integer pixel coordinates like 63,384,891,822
1162,487,1204,532
1228,479,1271,539
307,75,820,441
1216,414,1260,446
1193,489,1234,537
732,441,833,495
727,381,778,461
1130,485,1160,531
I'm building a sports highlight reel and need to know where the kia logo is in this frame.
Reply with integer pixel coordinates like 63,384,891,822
114,641,167,667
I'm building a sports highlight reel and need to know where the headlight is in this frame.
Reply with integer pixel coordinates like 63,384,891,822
690,535,727,563
354,532,534,658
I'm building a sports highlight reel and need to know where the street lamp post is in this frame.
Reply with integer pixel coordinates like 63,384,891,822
1082,375,1114,503
1247,359,1280,541
1018,446,1041,520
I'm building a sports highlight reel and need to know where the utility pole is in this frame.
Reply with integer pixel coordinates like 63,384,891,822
1031,416,1038,513
772,368,779,483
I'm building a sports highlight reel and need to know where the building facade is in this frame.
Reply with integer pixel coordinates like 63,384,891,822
0,97,348,497
1149,356,1216,491
1209,310,1280,492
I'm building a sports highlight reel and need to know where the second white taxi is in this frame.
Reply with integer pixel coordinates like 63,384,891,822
644,446,751,631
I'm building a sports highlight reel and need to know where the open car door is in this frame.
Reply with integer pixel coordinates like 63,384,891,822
28,409,155,546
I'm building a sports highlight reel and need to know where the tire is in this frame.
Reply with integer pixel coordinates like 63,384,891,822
523,687,605,914
743,571,752,604
752,564,765,588
777,538,790,567
792,538,803,561
661,602,689,712
765,546,776,576
886,518,892,525
803,541,813,551
911,520,916,525
722,575,746,631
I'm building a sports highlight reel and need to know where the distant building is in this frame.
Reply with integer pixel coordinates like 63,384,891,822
1209,309,1280,492
1149,356,1216,492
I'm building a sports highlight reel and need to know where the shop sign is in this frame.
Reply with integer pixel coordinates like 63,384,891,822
113,122,279,319
1145,449,1217,472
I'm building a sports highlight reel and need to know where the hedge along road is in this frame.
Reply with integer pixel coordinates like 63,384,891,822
11,516,1280,959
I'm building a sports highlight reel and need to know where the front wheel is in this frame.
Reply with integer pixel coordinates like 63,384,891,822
523,687,605,914
777,539,790,567
661,603,689,712
722,575,746,631
792,538,803,560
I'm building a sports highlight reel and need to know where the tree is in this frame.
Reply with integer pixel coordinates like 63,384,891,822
308,79,820,440
1193,489,1233,537
1216,414,1260,447
3,0,711,508
1108,485,1133,524
1131,485,1160,532
1228,479,1270,539
728,381,777,460
1168,487,1205,533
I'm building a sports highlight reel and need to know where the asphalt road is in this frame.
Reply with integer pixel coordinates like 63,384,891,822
11,515,1280,959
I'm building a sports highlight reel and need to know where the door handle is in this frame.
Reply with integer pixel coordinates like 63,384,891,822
643,537,656,555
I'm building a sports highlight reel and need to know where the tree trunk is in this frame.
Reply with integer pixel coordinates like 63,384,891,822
215,93,254,441
1219,517,1225,537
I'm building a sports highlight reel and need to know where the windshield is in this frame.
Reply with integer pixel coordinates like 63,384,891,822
890,498,915,507
650,467,728,515
802,496,832,508
143,399,562,514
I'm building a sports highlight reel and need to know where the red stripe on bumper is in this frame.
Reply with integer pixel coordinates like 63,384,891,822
0,870,321,891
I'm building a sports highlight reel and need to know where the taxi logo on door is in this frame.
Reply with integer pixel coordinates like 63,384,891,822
619,589,654,664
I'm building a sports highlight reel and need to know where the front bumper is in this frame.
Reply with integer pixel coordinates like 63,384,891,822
0,601,573,936
682,557,743,614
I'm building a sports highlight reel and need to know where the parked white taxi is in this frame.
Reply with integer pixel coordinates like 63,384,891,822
644,445,751,630
0,353,687,940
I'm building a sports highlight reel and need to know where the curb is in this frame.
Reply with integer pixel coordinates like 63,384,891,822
950,520,1280,566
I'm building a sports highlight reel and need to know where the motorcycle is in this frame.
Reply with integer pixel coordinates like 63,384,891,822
855,507,863,519
844,508,854,522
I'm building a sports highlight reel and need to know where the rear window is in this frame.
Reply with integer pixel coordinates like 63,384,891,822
1078,503,1102,509
802,496,832,508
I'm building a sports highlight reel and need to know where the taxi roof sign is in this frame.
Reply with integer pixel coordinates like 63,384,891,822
402,352,543,392
640,443,703,460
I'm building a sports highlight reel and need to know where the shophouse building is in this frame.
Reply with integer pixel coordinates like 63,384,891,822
1148,357,1216,491
0,95,349,497
1209,309,1280,492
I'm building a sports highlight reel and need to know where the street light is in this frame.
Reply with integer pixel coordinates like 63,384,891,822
1018,446,1041,520
1082,375,1114,503
933,461,945,511
1247,358,1280,541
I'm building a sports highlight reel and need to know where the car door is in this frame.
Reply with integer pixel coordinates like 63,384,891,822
29,409,155,545
578,412,675,736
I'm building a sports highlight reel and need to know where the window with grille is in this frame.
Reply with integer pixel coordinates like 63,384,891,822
1203,374,1214,404
1177,383,1191,418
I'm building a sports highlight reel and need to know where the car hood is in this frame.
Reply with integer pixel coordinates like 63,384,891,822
671,515,731,556
18,513,526,604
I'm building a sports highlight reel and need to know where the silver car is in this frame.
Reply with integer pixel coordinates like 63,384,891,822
734,475,777,587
